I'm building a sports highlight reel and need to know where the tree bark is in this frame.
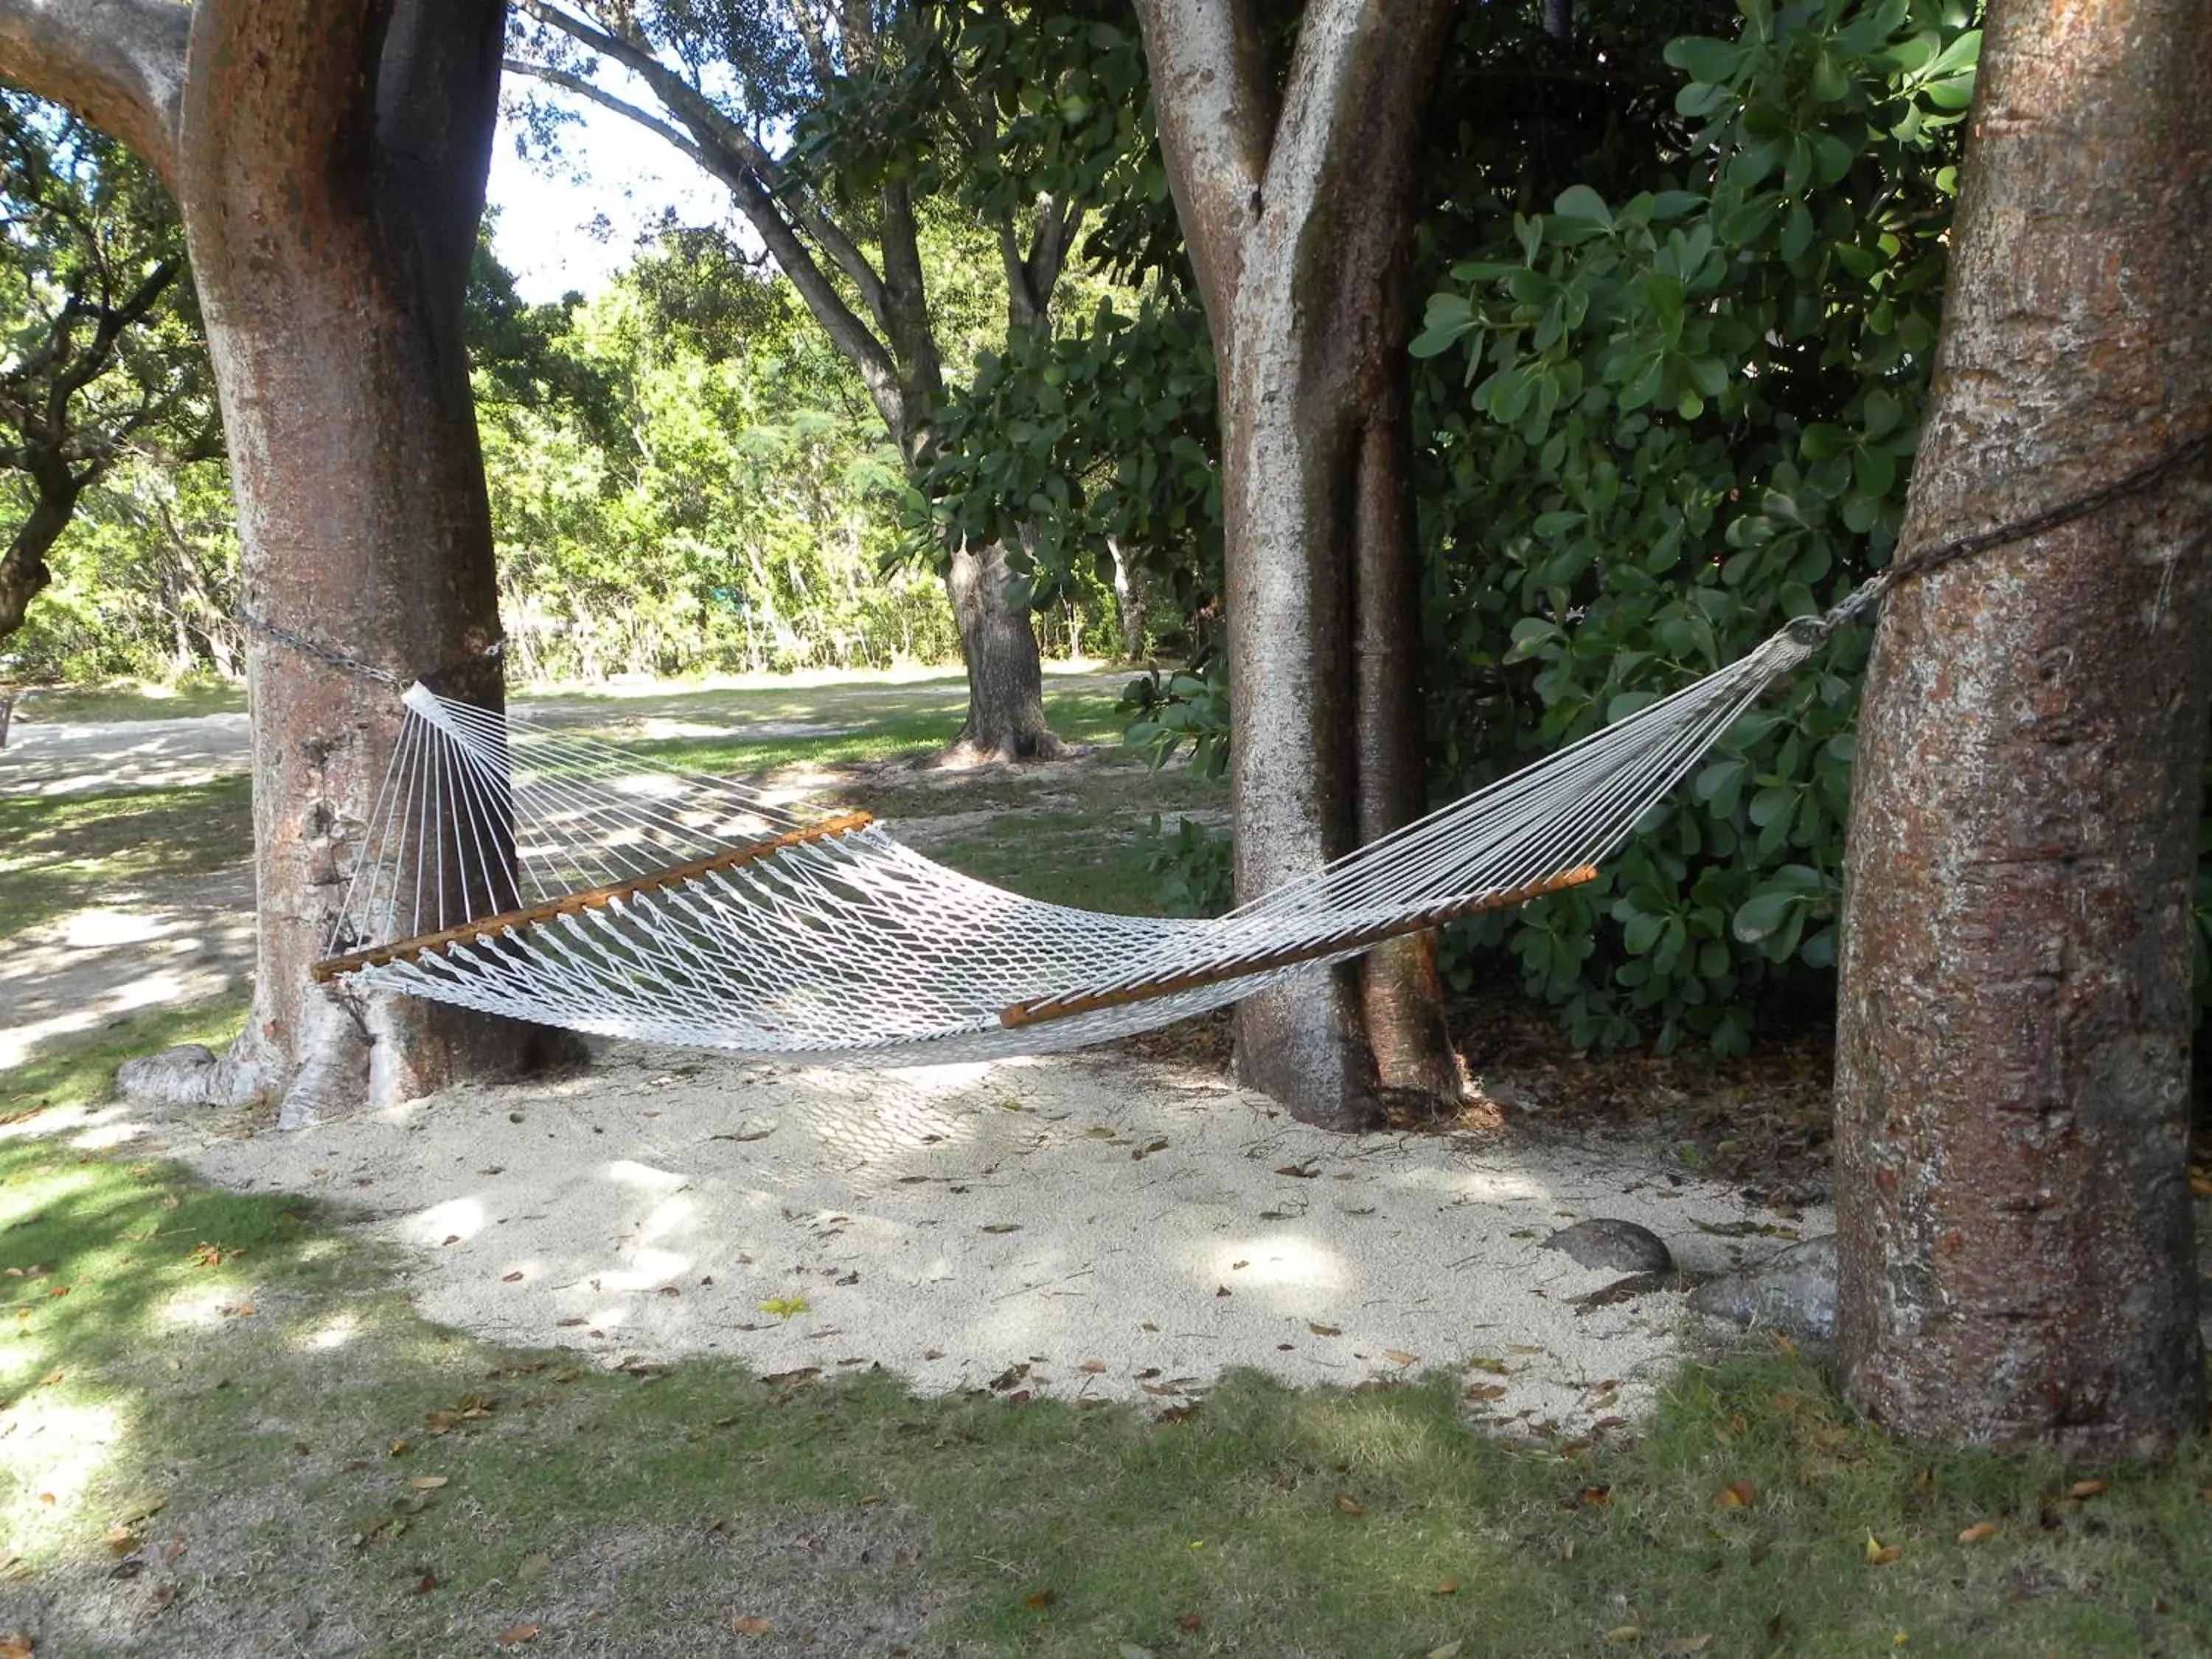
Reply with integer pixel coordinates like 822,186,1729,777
1832,0,2212,1455
1136,0,1464,1127
0,0,554,1124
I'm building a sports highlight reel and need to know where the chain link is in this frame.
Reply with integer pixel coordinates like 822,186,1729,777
237,611,504,690
1807,427,2212,641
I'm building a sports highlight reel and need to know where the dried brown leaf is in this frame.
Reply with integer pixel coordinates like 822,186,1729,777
1335,1494,1365,1516
495,1625,540,1645
731,1615,772,1635
1958,1522,1998,1545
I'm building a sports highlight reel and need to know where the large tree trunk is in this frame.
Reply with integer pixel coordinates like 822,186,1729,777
1136,0,1464,1128
187,0,542,1124
1832,0,2212,1455
0,0,552,1125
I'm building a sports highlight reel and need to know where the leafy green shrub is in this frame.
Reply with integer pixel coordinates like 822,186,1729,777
1412,0,1977,1053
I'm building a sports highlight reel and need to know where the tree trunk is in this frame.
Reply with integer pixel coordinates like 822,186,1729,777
1107,535,1147,661
1353,375,1460,1105
0,481,77,636
1,0,553,1124
192,0,553,1124
1136,0,1464,1127
944,538,1064,762
1832,0,2212,1455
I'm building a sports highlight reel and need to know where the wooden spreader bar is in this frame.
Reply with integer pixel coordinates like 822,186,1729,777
998,864,1599,1030
311,811,874,983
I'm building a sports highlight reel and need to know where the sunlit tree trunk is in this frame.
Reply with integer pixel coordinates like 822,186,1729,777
1135,0,1464,1128
0,0,549,1124
1832,0,2212,1454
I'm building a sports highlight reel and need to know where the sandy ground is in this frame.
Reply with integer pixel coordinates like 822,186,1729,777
42,1043,1823,1436
7,692,1824,1436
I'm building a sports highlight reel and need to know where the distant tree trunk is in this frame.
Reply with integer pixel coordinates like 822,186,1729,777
1832,0,2212,1455
0,0,549,1124
1107,536,1147,661
1135,0,1464,1129
944,540,1062,761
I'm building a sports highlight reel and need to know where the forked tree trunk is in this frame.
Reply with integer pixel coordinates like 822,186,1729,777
0,0,551,1124
1136,0,1464,1128
1832,0,2212,1455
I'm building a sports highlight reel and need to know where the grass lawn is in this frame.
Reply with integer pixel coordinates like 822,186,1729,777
4,672,2211,1655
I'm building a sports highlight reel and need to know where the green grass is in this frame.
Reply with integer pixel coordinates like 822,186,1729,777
0,776,253,936
625,684,1133,779
5,1032,2210,1655
5,681,248,723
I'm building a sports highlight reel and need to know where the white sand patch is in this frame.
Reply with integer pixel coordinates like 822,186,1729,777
143,1042,1826,1435
0,878,256,1071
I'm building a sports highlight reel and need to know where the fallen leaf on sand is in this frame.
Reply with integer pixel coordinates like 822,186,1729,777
1078,1360,1107,1374
1307,1322,1341,1338
1383,1349,1419,1367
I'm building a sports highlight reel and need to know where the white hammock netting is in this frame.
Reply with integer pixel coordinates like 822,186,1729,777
315,625,1820,1065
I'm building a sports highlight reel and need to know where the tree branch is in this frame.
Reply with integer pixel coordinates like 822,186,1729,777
504,56,710,168
514,1,914,436
0,0,189,187
1129,0,1275,338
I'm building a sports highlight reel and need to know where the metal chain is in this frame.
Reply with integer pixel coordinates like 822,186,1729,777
1804,426,2212,641
237,610,504,690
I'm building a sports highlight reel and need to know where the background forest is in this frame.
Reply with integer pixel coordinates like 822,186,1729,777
2,0,2034,1059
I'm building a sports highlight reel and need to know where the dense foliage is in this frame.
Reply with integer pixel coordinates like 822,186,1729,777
1413,0,1979,1051
1,89,220,678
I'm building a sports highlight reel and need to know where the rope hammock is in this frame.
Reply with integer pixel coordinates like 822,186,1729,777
313,622,1823,1064
307,425,2209,1065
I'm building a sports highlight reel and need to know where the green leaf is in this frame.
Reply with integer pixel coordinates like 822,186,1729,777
1554,184,1613,229
1732,886,1803,944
